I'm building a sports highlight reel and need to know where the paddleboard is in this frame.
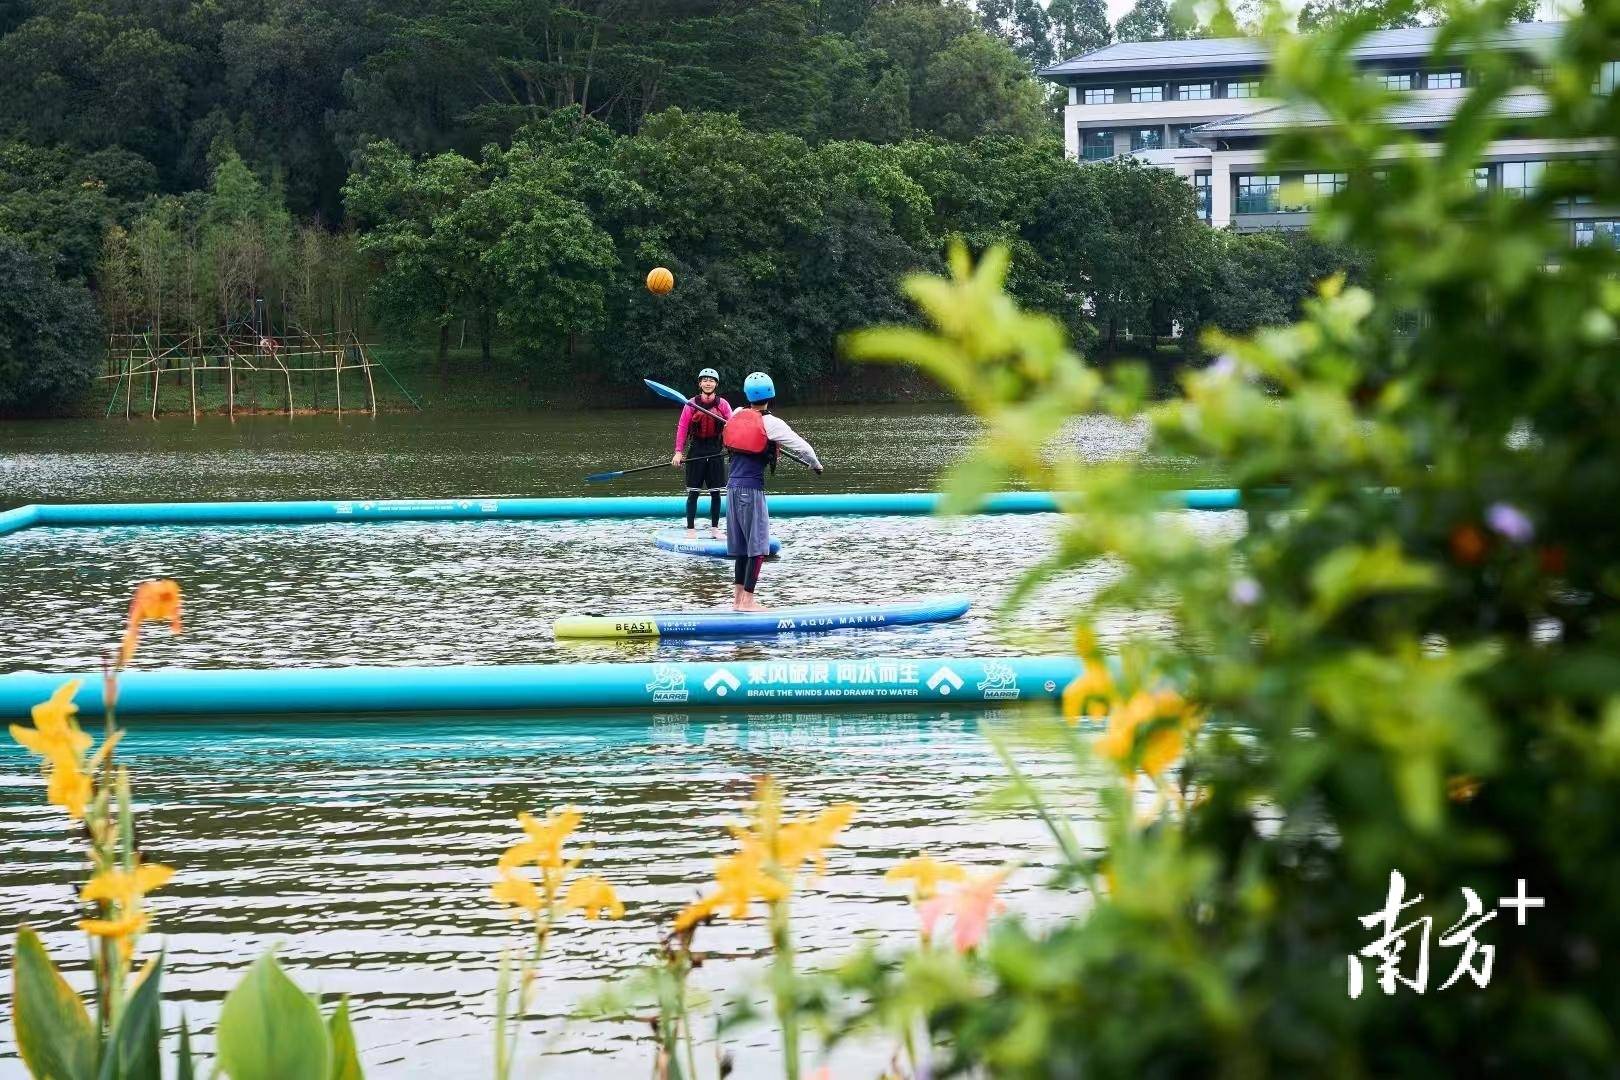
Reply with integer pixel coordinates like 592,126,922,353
553,595,971,640
654,530,781,558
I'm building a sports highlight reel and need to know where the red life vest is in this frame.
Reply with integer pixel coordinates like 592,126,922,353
688,394,722,439
723,408,771,455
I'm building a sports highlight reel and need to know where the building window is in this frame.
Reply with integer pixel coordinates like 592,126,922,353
1595,62,1620,94
1082,129,1115,161
1225,80,1260,98
1083,87,1114,105
1499,159,1545,197
1235,174,1281,214
1172,124,1202,148
1427,71,1464,90
1302,172,1347,202
1130,85,1164,103
1193,172,1212,223
1378,73,1413,91
1473,165,1492,190
1179,83,1212,100
1575,220,1619,246
1130,128,1164,151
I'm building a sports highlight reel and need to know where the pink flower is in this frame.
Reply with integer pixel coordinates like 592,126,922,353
915,871,1007,952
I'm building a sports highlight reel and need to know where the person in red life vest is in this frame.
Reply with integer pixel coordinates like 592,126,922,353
723,371,823,611
671,367,732,538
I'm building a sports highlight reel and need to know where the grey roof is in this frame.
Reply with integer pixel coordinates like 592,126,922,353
1186,88,1551,142
1039,21,1566,79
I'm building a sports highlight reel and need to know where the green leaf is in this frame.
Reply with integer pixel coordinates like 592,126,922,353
12,926,98,1080
327,998,365,1080
176,1014,195,1080
214,953,331,1080
97,952,163,1080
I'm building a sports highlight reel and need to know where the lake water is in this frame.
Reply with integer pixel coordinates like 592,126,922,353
0,408,1221,1077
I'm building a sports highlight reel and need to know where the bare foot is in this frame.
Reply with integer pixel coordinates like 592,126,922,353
684,528,697,539
740,602,769,612
711,527,725,540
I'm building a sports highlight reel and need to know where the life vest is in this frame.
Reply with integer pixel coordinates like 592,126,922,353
723,408,773,457
688,394,721,440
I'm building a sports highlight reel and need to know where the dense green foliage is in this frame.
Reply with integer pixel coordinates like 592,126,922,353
0,237,100,415
824,1,1620,1073
0,0,1366,413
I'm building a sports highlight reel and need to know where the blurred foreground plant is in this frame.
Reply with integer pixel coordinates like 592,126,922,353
834,2,1620,1073
488,804,622,1079
8,581,365,1080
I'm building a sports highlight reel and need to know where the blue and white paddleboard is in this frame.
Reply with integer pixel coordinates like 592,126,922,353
654,530,782,558
554,595,971,640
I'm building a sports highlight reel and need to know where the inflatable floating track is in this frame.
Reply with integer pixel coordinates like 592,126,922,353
654,530,782,558
0,656,1084,717
553,596,971,640
0,489,1243,538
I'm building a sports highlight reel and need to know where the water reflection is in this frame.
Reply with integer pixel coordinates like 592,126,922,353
0,408,1178,509
0,708,1095,1077
0,512,1242,672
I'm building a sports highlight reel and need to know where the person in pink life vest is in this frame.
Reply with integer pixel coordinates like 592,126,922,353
723,371,823,612
671,367,732,538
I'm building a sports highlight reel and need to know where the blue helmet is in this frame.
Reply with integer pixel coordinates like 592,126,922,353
743,371,776,403
697,367,719,381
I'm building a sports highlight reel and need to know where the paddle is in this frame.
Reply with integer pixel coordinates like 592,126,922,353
642,378,814,470
586,453,722,484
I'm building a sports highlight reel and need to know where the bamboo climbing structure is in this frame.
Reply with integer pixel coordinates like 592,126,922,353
101,321,404,420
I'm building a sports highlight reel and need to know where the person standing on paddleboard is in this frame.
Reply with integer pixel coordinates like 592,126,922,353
671,367,732,539
724,372,822,612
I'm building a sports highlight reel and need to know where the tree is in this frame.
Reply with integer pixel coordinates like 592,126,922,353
915,32,1052,142
1047,0,1112,61
1114,0,1199,42
0,236,101,416
344,141,489,389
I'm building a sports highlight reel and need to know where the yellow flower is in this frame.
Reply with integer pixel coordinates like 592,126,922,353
10,681,91,764
673,896,718,933
777,802,857,876
885,855,968,901
1094,689,1197,779
563,875,624,920
1139,726,1186,779
491,873,544,913
80,864,175,907
502,806,582,871
80,912,150,940
45,758,93,820
700,850,790,921
1061,666,1115,724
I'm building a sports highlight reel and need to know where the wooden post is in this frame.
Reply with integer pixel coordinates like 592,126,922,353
335,345,343,419
124,364,133,421
189,364,198,421
284,364,294,419
228,356,235,422
150,362,160,420
361,344,378,417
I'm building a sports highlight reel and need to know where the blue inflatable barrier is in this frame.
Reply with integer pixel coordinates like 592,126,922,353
0,504,38,537
0,656,1085,717
0,489,1241,538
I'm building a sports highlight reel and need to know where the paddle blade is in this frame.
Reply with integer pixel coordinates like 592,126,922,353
584,470,620,483
643,378,687,405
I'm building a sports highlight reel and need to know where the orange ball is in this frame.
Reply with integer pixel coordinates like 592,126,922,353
646,267,675,295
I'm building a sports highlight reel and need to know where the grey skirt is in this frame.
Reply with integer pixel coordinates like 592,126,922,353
725,486,772,557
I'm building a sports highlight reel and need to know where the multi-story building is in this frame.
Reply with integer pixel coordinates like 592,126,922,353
1038,23,1615,241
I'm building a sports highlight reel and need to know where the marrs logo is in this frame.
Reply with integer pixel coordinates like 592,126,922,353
977,662,1020,700
645,664,689,703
